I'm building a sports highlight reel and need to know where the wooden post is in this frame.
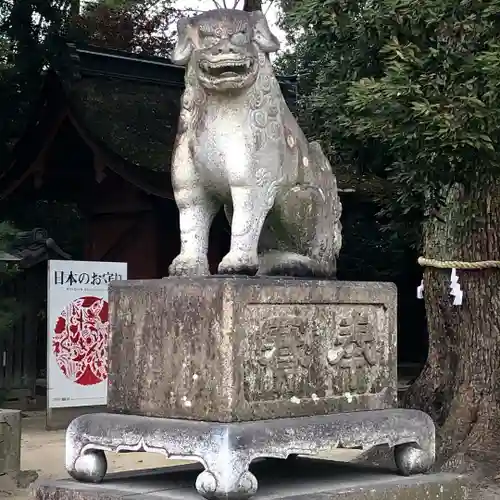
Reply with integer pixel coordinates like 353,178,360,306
70,0,80,17
243,0,262,11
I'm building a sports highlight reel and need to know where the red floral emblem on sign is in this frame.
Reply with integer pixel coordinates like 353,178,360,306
52,296,109,386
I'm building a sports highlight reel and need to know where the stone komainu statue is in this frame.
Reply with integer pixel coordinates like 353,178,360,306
169,9,342,278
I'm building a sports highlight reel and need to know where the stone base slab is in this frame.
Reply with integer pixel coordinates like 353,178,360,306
36,459,471,500
65,409,435,499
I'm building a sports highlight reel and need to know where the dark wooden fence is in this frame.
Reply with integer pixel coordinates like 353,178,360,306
0,267,45,403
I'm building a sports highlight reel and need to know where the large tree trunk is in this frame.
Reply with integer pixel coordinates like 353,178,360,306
404,181,500,477
243,0,262,11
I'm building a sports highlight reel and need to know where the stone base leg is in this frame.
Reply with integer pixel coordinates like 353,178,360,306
65,409,436,500
395,443,434,476
68,448,259,499
196,457,257,500
68,450,108,483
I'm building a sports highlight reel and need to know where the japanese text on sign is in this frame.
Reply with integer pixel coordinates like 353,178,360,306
53,270,123,286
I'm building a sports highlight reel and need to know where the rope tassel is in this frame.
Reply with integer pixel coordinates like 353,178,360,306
449,268,463,306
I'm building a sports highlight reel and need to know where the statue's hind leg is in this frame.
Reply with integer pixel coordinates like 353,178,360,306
257,186,338,278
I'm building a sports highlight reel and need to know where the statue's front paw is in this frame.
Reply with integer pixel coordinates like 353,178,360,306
218,251,258,276
169,254,210,277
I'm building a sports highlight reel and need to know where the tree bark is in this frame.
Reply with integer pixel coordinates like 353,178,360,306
404,180,500,477
243,0,262,11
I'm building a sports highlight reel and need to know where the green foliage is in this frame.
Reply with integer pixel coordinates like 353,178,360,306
72,0,179,56
278,0,500,247
0,0,72,170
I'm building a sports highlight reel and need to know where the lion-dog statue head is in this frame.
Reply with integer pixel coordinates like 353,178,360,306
172,9,280,92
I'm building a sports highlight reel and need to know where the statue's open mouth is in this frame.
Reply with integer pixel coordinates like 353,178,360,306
200,59,253,79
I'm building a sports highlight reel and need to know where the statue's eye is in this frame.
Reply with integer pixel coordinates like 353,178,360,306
231,32,247,45
202,35,219,47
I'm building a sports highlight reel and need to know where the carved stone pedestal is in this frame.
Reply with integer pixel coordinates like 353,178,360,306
108,277,398,421
66,410,435,499
65,277,436,500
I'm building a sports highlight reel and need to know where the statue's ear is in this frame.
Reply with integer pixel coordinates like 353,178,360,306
250,10,280,53
172,17,196,65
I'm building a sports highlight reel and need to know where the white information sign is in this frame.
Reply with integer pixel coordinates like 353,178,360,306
47,260,127,409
